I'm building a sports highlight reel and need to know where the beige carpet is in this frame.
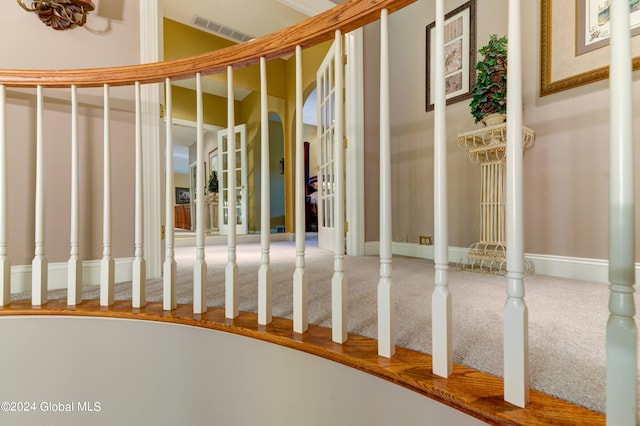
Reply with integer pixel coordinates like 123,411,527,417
15,235,637,417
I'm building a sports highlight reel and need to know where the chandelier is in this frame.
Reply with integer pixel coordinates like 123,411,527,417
17,0,95,31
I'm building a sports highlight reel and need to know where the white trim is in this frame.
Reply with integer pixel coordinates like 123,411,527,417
524,253,628,284
345,28,365,256
174,232,294,247
363,241,640,284
11,243,633,294
11,258,135,294
168,117,221,134
140,0,163,280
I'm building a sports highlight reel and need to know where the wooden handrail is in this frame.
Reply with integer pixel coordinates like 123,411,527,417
0,0,415,88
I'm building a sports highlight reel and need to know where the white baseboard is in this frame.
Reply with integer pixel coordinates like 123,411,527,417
363,241,639,284
10,234,297,293
11,258,134,294
174,232,294,247
12,242,635,293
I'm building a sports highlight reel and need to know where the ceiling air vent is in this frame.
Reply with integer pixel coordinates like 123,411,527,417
191,15,254,43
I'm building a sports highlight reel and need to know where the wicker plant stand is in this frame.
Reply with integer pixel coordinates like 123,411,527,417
457,123,535,275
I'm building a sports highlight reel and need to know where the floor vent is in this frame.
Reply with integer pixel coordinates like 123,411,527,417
191,15,254,43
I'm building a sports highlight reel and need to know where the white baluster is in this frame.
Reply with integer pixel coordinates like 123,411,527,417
32,85,47,306
67,85,82,305
432,0,452,377
193,73,207,314
226,66,239,319
504,0,529,407
332,30,347,344
293,45,308,334
132,82,146,308
101,85,115,306
164,78,177,311
0,85,9,307
258,57,272,325
606,0,637,424
377,8,395,358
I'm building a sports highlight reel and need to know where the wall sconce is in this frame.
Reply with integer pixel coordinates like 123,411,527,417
17,0,95,31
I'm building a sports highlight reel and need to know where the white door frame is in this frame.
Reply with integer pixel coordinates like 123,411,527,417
345,28,365,256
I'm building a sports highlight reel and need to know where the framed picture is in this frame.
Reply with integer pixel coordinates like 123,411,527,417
175,187,190,205
425,0,476,112
541,0,640,96
209,148,218,174
576,0,640,55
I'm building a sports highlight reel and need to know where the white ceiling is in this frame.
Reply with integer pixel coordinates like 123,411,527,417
162,0,340,40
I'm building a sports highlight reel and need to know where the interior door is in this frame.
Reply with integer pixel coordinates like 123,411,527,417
316,39,341,251
218,124,248,235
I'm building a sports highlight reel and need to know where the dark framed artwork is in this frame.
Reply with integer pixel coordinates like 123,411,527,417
540,0,640,96
425,0,476,112
175,187,190,204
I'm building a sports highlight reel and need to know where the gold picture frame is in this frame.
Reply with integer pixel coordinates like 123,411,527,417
540,0,640,96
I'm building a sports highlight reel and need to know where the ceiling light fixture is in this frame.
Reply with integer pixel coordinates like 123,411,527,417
17,0,95,31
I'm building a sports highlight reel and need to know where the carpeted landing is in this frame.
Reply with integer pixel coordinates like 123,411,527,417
13,236,637,418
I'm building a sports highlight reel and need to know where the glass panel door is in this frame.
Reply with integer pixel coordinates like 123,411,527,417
317,39,338,251
218,124,247,235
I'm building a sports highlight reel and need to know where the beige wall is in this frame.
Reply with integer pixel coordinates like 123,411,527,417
1,3,140,265
364,0,640,261
174,173,190,189
3,4,140,70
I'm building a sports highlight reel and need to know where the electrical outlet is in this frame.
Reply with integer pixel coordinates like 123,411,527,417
419,235,433,245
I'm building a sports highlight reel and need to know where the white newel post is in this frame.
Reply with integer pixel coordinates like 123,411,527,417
293,45,308,334
258,57,273,325
606,0,637,424
226,66,239,320
432,0,452,378
504,0,529,408
0,85,9,307
139,0,163,280
163,78,177,311
193,73,207,315
332,29,347,344
377,8,395,358
100,85,115,307
32,85,47,306
67,85,82,305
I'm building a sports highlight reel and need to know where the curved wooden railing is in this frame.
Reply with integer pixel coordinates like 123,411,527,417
0,299,604,425
0,0,414,87
0,0,630,424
